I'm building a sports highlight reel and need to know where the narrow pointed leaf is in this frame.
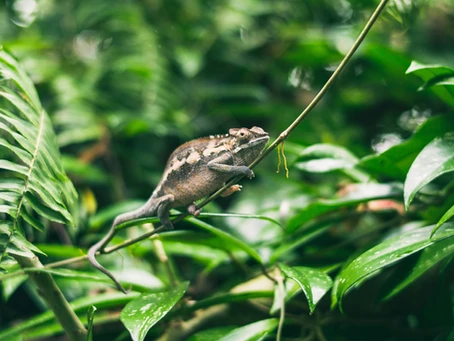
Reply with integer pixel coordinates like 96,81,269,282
87,306,97,341
188,217,263,265
332,223,454,310
383,235,454,300
218,318,279,341
288,183,401,232
432,204,454,237
298,144,359,162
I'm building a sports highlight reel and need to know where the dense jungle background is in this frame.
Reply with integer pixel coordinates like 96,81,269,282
1,0,454,340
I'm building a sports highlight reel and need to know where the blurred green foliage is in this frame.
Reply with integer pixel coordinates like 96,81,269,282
1,0,454,340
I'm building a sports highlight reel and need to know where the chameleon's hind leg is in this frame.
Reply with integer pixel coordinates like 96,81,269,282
155,194,176,230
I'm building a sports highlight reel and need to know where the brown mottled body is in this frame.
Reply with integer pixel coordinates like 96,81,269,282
88,126,269,293
155,130,266,206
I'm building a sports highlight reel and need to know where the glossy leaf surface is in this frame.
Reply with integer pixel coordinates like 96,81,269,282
120,282,189,341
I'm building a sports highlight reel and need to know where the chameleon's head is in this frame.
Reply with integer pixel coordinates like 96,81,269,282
228,126,269,158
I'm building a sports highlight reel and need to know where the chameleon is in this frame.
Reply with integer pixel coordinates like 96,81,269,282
88,126,269,293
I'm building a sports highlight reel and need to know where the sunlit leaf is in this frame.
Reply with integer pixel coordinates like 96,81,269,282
185,291,274,313
332,223,454,310
120,282,189,341
217,318,279,341
406,61,454,107
295,143,370,180
296,158,352,172
188,327,236,341
287,183,402,232
404,137,454,210
360,115,454,180
299,143,358,161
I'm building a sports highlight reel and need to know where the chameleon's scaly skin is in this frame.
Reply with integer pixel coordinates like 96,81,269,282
88,126,269,293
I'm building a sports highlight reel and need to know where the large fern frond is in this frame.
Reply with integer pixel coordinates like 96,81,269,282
0,49,77,268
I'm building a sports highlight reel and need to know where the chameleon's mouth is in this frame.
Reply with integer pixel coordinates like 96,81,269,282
245,135,270,148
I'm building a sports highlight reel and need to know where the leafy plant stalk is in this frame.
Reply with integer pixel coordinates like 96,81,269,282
14,255,87,341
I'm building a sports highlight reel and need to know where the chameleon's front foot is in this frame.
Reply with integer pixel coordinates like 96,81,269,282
237,166,255,179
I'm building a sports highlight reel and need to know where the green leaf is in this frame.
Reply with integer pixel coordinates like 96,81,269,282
383,235,454,300
218,318,279,341
271,220,335,262
87,306,96,341
0,50,77,266
198,212,281,228
448,326,454,341
332,223,454,310
0,223,45,258
278,263,312,311
278,264,332,314
406,61,454,107
359,115,454,180
160,236,230,270
298,143,359,162
287,183,402,232
295,143,369,180
187,327,237,341
120,282,189,341
187,217,263,265
0,291,140,339
295,158,351,172
433,204,454,237
1,262,28,301
404,137,454,210
0,267,163,292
